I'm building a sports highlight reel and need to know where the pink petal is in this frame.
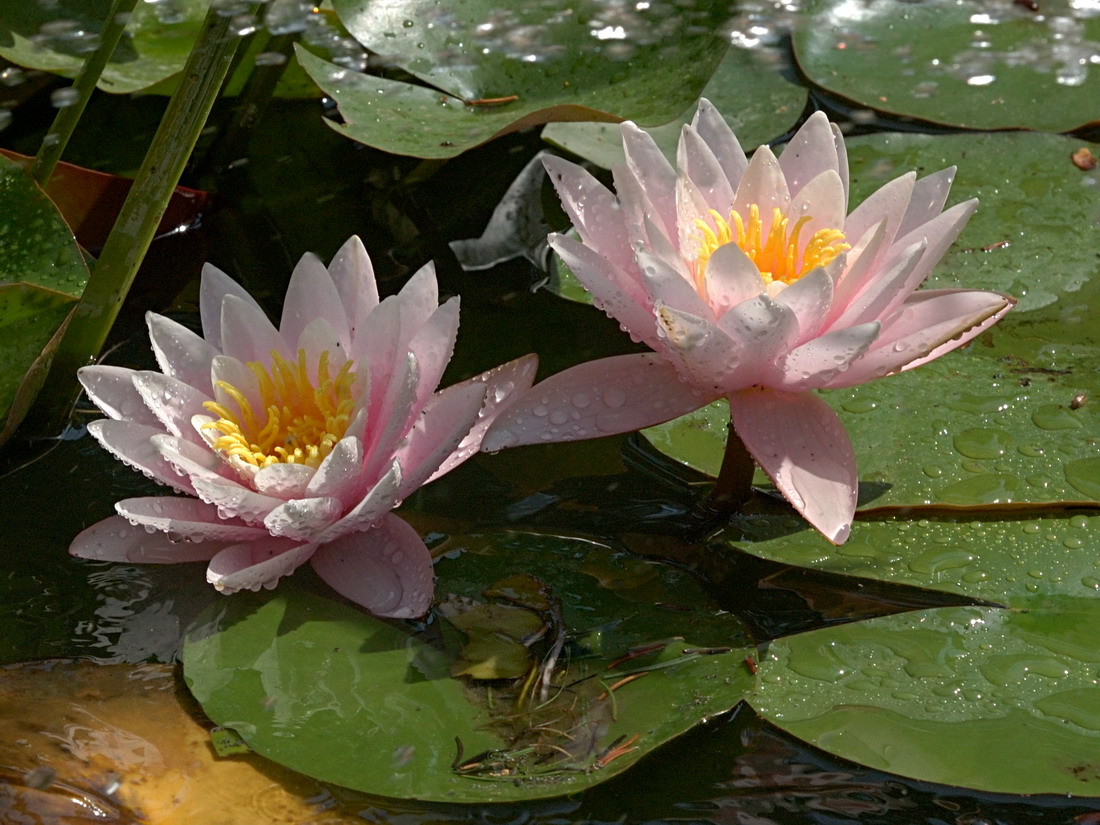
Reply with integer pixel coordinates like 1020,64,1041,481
407,297,460,412
394,382,486,499
772,265,834,342
191,476,284,524
702,243,766,316
89,419,194,495
898,290,1015,372
295,316,348,375
362,352,419,482
146,312,217,394
778,321,881,390
635,246,710,319
220,295,289,366
788,169,846,244
329,235,379,339
152,431,236,486
253,463,316,498
691,98,748,192
350,293,399,403
842,172,915,258
543,154,633,265
827,289,1014,388
481,353,713,450
899,167,955,238
827,238,927,330
263,496,344,541
548,233,660,351
778,112,841,201
315,460,402,544
875,199,978,320
114,496,268,542
70,515,226,563
78,365,161,427
131,370,211,444
828,219,888,321
207,536,317,594
209,354,262,423
311,513,434,618
675,173,715,262
654,303,746,394
830,121,849,208
305,436,364,502
199,263,264,350
717,294,801,383
429,353,539,482
397,263,440,343
280,252,349,351
677,124,736,214
618,121,678,241
731,145,790,228
729,387,856,544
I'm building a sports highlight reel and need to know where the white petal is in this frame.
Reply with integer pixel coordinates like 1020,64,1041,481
263,496,343,541
280,251,349,352
146,312,217,394
115,496,268,542
199,263,264,350
328,235,380,340
78,365,161,426
254,463,316,498
314,460,403,544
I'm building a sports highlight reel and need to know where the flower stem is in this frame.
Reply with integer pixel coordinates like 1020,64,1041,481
31,4,254,435
31,0,139,187
707,417,755,512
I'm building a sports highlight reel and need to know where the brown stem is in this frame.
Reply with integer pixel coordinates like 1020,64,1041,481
707,417,755,512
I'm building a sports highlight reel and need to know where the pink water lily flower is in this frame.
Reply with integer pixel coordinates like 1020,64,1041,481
70,237,537,617
483,102,1013,544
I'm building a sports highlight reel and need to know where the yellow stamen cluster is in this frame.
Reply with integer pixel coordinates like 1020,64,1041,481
203,349,357,471
692,204,849,296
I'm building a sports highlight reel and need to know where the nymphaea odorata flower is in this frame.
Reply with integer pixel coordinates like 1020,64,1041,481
71,237,537,617
483,102,1013,544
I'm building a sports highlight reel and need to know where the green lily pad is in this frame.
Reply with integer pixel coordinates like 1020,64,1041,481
304,0,730,158
0,0,209,94
642,131,1100,509
183,533,754,803
724,509,1100,604
542,46,807,168
0,156,89,445
792,0,1100,131
749,600,1100,796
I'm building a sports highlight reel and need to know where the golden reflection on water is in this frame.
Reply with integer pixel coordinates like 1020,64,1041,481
0,659,362,824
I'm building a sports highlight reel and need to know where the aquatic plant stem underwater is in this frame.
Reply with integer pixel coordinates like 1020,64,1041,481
483,102,1014,543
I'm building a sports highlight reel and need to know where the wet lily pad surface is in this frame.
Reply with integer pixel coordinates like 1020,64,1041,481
792,0,1100,131
183,533,754,802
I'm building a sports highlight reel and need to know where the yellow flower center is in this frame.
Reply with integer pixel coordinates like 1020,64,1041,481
202,349,357,471
693,204,849,295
